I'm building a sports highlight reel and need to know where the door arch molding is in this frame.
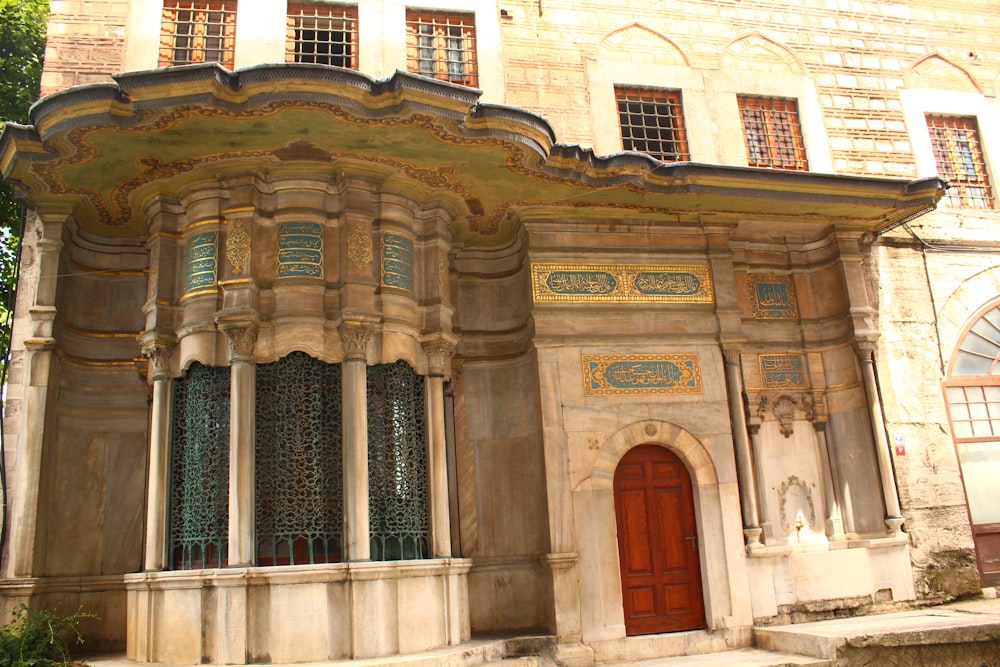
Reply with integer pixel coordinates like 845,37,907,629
591,420,717,491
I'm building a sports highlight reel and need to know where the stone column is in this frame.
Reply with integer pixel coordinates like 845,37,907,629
340,317,377,561
812,421,846,540
8,213,63,577
138,333,177,570
856,344,904,535
219,320,258,565
722,346,763,549
424,340,455,558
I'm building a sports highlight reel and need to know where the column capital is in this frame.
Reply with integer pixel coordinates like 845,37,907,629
422,337,457,378
854,340,878,360
720,343,745,366
339,314,380,360
139,332,178,382
217,319,258,363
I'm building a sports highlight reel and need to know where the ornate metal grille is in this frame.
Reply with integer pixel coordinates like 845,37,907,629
159,0,237,68
255,352,344,565
367,361,430,560
169,363,230,569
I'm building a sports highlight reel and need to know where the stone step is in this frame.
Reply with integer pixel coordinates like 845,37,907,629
602,647,831,666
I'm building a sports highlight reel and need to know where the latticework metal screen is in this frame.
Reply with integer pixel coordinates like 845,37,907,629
926,114,994,209
367,361,430,560
286,2,358,68
615,86,690,162
255,352,344,565
169,363,230,569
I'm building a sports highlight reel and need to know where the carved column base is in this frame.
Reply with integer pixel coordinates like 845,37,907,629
885,516,905,536
743,526,764,551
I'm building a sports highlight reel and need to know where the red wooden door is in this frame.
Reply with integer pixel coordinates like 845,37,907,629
614,445,705,635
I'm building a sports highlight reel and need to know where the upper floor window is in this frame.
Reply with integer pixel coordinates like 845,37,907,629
405,10,477,87
159,0,237,68
738,96,808,171
286,2,358,68
615,87,690,162
926,115,994,209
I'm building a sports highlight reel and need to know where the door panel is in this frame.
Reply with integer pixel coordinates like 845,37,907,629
614,444,705,635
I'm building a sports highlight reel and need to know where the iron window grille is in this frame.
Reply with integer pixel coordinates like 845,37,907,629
615,87,690,162
255,352,344,566
926,115,994,209
159,0,237,68
169,363,231,570
405,10,478,87
286,2,358,68
737,96,808,171
367,360,430,560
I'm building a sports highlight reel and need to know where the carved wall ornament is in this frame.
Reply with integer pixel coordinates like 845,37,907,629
773,394,798,437
778,475,817,535
347,226,373,272
226,218,251,275
439,256,449,294
147,250,159,302
141,340,174,381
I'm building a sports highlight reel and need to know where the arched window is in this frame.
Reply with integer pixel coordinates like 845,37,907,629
944,302,1000,585
169,363,230,569
255,352,343,565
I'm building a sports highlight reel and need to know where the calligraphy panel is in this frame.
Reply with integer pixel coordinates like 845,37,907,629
184,231,218,293
277,221,324,278
760,354,806,388
531,263,714,303
381,232,415,292
747,273,799,319
582,353,702,396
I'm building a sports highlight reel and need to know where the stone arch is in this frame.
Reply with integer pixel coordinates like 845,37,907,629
905,53,983,95
721,32,805,75
592,419,717,490
936,265,1000,366
595,23,689,66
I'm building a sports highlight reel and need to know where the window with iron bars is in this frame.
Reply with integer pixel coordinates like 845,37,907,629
159,0,237,68
286,3,358,68
926,115,994,209
405,10,477,87
615,87,690,162
737,96,808,171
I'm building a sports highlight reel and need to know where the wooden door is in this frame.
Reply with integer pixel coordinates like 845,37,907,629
614,445,705,635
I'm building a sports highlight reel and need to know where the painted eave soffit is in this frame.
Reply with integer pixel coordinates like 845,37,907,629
0,63,944,245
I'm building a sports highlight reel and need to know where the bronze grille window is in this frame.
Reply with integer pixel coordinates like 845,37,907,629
926,115,994,209
159,0,237,68
615,87,690,162
286,3,358,68
737,96,808,171
405,10,477,87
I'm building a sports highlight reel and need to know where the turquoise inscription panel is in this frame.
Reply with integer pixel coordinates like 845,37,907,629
381,233,414,291
277,222,323,278
185,231,218,292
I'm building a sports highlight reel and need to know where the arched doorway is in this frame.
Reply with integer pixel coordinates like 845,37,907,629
614,444,705,635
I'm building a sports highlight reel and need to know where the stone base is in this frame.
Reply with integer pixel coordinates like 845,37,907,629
125,558,471,664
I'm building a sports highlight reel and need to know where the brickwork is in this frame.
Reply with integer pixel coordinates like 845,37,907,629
40,0,128,95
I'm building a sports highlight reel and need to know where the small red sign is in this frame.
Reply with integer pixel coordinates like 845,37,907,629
895,445,906,456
